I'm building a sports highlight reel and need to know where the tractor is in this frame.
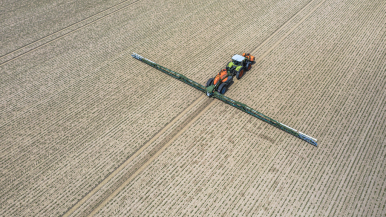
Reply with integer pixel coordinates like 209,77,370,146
205,53,255,96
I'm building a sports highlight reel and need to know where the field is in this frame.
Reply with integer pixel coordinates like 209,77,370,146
1,0,385,216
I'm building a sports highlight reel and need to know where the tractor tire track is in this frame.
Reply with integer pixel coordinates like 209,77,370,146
85,98,215,217
251,0,327,65
62,95,208,217
0,0,141,66
249,0,319,55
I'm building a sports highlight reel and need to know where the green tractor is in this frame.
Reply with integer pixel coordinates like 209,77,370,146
205,54,255,96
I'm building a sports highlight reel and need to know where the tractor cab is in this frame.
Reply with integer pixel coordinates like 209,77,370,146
231,54,246,66
227,54,248,79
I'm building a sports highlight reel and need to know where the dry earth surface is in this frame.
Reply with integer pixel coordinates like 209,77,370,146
1,0,385,216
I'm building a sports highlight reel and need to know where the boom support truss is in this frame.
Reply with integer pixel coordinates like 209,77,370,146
132,53,317,146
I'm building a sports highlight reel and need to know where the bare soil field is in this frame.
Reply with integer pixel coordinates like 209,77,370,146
1,0,385,216
0,0,132,58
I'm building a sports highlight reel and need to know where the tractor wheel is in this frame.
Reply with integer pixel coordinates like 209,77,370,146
236,69,244,79
246,63,252,71
218,83,227,94
206,78,214,87
226,76,233,85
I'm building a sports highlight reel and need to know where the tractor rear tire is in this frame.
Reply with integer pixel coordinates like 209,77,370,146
236,69,244,79
218,83,227,94
206,78,214,87
246,63,251,71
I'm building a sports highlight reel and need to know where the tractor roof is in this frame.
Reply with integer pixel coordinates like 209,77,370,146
232,54,245,62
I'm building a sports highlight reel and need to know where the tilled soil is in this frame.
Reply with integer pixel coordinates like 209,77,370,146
1,0,385,216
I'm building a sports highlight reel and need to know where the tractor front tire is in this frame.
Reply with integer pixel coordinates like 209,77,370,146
218,83,227,94
206,78,214,87
236,69,244,79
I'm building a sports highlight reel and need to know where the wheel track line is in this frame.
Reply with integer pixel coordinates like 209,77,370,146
0,0,141,67
66,0,327,215
87,98,216,217
251,0,327,65
0,66,154,182
249,0,317,55
62,94,206,217
3,77,190,207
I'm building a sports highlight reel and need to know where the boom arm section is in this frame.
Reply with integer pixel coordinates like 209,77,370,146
131,53,206,92
213,92,317,146
131,53,318,146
